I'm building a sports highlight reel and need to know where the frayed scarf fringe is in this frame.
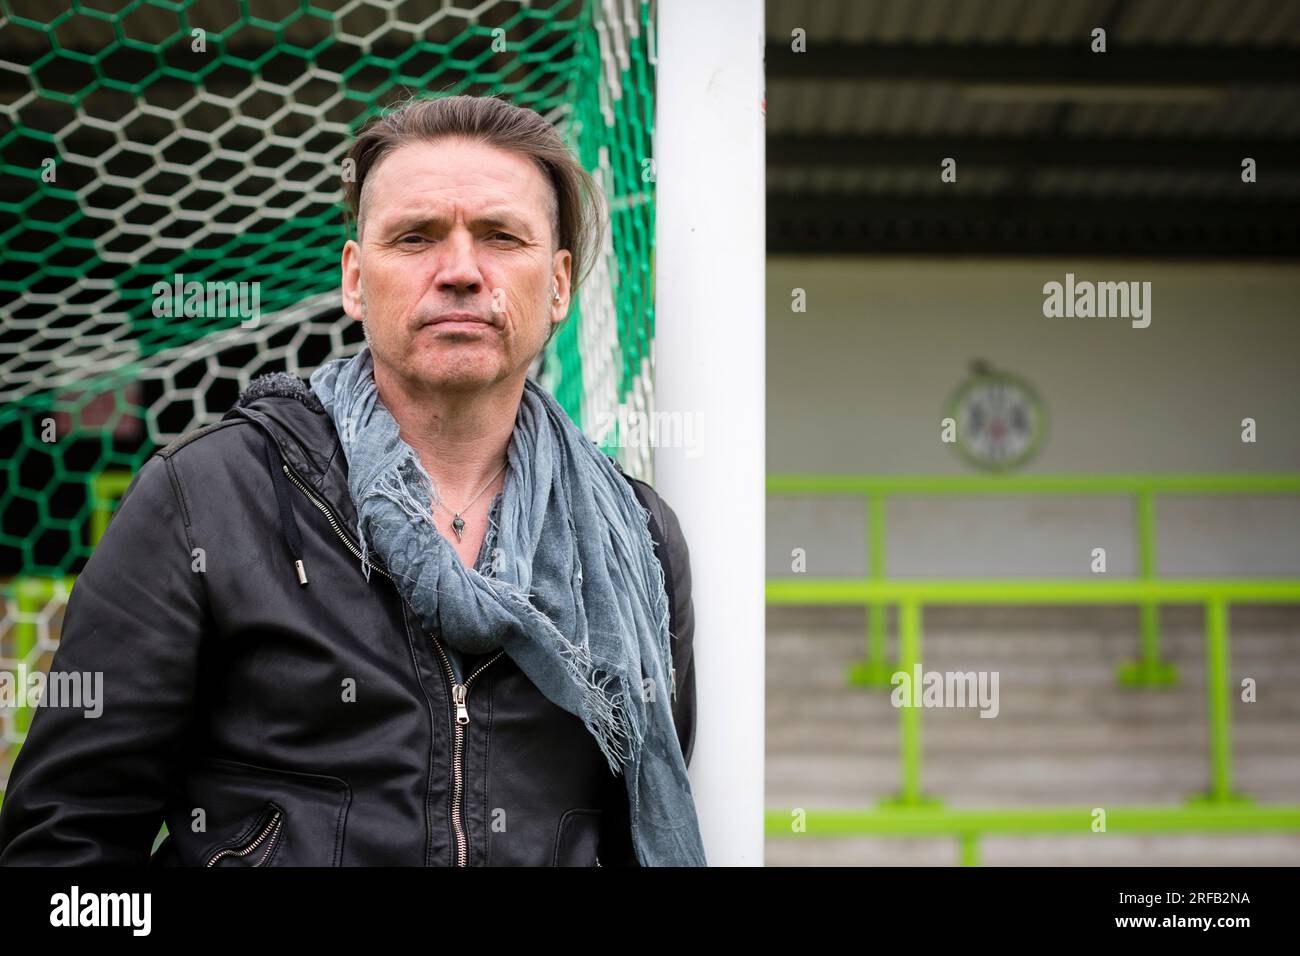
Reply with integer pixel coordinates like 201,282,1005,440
498,583,641,775
356,448,439,581
631,494,677,705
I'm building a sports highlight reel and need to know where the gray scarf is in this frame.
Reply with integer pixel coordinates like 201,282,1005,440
309,347,707,866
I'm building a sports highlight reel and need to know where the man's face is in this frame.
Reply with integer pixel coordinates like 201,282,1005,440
341,137,571,396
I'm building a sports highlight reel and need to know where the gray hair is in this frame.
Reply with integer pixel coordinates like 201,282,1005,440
343,94,606,309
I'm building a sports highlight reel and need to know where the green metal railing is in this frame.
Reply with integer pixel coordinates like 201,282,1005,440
765,473,1300,864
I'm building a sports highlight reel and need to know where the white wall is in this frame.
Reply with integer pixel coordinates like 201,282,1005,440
767,257,1300,578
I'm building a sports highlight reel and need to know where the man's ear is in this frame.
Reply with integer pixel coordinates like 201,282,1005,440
550,248,573,323
341,238,364,322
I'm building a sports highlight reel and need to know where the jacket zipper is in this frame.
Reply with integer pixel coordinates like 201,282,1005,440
438,649,503,866
280,463,394,582
206,807,283,867
279,458,505,866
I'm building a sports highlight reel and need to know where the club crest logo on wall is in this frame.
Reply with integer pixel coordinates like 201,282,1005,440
945,360,1048,472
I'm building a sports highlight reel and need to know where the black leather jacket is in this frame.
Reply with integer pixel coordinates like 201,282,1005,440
0,375,697,866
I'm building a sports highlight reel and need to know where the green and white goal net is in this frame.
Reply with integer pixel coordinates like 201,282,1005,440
0,0,658,794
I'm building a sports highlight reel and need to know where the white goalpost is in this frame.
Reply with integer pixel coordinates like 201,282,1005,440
654,0,766,866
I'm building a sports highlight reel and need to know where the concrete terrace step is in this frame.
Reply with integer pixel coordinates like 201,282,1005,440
767,603,1300,633
766,629,1300,663
764,833,1300,866
764,604,1300,865
766,753,1300,806
767,640,1300,688
766,684,1300,723
765,717,1300,755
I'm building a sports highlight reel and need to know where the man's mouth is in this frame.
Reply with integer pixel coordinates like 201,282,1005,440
420,312,493,331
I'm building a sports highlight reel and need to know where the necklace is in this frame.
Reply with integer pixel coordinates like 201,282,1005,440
432,459,508,542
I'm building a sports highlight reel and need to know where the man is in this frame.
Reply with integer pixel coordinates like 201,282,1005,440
0,94,706,866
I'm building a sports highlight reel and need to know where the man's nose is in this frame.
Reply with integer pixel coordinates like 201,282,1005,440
434,228,484,295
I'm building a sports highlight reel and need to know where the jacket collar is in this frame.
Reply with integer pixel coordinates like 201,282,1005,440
222,370,636,558
222,372,360,537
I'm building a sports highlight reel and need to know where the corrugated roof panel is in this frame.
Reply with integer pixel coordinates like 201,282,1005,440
773,83,1296,139
849,82,892,130
839,0,877,42
1169,0,1214,42
1188,0,1249,44
1064,90,1300,137
764,79,819,134
942,0,992,43
766,0,835,41
911,82,949,132
1102,0,1300,43
764,0,1300,250
769,163,1015,195
821,80,863,135
1119,0,1165,41
1030,0,1087,45
874,0,916,45
1281,0,1300,42
804,0,844,41
910,0,952,43
1219,0,1282,44
1263,88,1300,129
1221,90,1300,135
1035,166,1300,198
767,0,1300,45
883,81,919,133
772,164,1300,200
991,96,1058,135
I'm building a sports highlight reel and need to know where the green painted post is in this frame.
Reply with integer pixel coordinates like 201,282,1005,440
959,832,980,867
1137,491,1160,671
13,578,44,740
1119,489,1177,687
10,579,45,764
865,604,887,679
851,492,893,687
1198,598,1244,804
869,491,886,672
91,470,134,547
7,576,75,767
897,600,923,804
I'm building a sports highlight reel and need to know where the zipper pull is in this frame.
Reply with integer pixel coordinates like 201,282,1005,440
453,683,470,725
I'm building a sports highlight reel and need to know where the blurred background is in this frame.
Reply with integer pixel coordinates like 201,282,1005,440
765,0,1300,864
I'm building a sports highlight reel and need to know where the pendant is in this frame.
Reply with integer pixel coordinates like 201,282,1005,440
451,515,465,541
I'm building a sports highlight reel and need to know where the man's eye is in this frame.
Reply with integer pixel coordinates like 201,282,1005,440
399,234,427,244
489,232,518,242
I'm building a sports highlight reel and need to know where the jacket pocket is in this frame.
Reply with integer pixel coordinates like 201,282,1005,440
553,808,602,867
205,803,285,867
166,757,352,867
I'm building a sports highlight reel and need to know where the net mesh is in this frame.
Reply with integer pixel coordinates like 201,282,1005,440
0,0,657,792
